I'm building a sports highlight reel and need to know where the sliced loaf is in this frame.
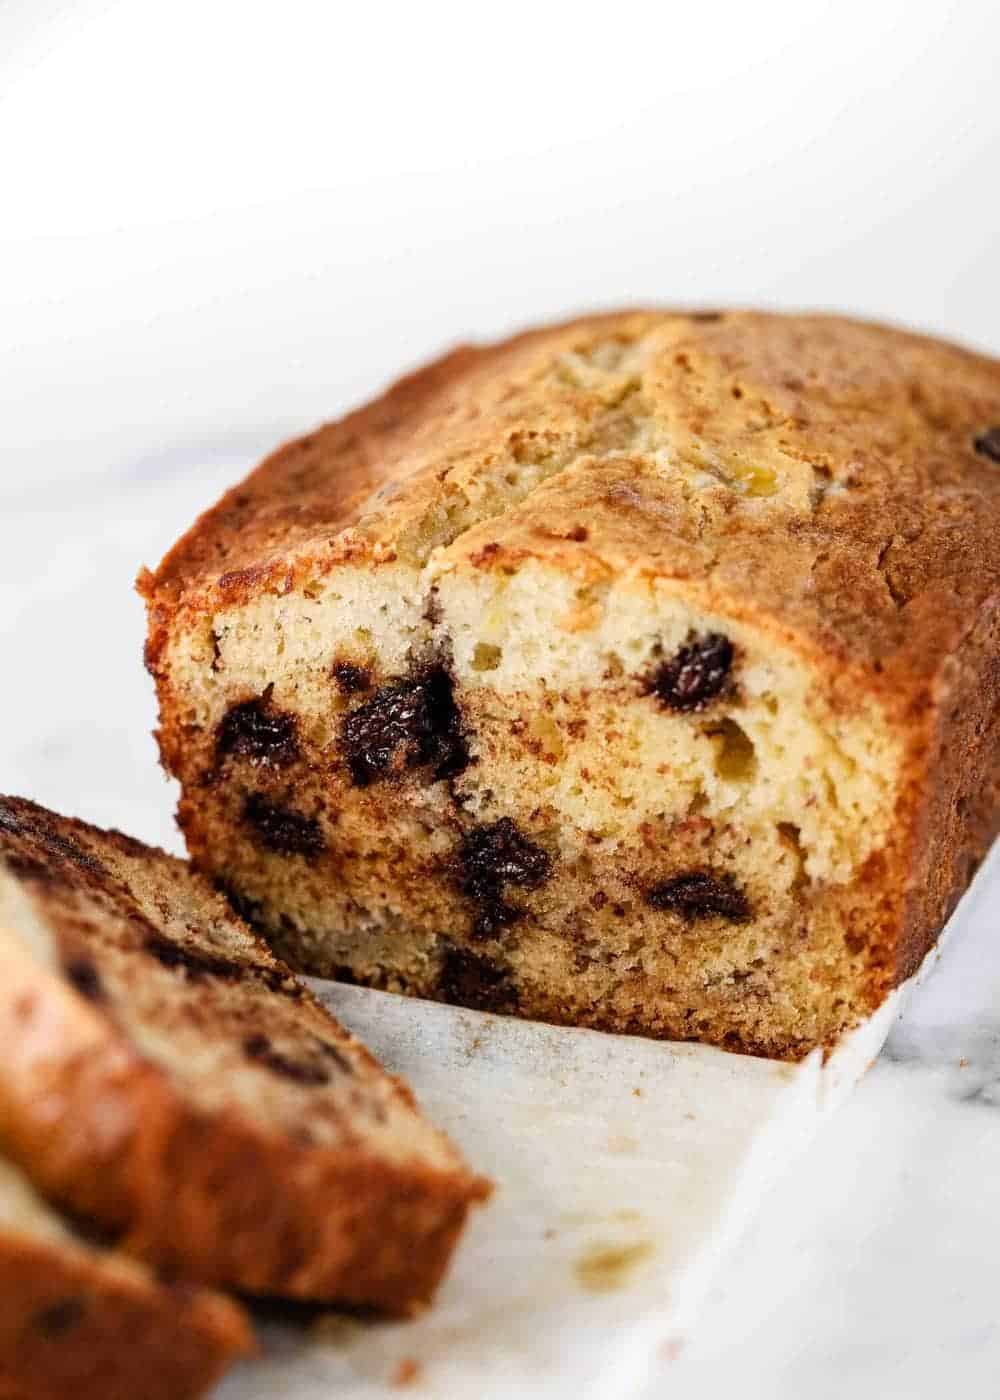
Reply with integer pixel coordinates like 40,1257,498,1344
0,795,489,1313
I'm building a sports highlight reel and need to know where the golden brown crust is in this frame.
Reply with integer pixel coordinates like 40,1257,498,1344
0,1220,253,1400
142,309,1000,693
0,796,489,1312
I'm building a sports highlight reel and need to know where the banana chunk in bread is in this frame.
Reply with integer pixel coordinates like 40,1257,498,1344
142,310,1000,1058
0,1154,252,1400
0,796,489,1312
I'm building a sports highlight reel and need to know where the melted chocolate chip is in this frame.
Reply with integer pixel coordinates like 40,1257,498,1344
34,1298,85,1336
646,633,733,712
243,1033,331,1085
340,664,469,787
243,793,325,858
331,661,371,695
63,956,104,1002
453,818,552,939
438,945,519,1012
646,871,751,923
217,693,299,766
974,427,1000,463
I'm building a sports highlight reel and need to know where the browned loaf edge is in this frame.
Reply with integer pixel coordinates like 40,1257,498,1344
0,1162,254,1400
0,796,490,1314
140,310,1000,1058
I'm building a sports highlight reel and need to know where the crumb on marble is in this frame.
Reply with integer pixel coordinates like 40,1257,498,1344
392,1357,422,1387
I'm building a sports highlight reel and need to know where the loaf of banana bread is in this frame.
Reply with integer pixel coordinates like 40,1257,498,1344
142,310,1000,1058
0,796,488,1312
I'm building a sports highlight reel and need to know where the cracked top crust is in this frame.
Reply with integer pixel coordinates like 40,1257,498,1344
143,309,1000,696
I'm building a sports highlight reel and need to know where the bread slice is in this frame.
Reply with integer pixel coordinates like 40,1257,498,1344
141,310,1000,1059
0,1153,252,1400
0,795,489,1312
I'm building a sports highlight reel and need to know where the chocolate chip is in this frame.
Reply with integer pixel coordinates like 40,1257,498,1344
646,871,751,923
974,427,1000,463
217,691,299,767
340,664,469,787
243,793,325,858
646,632,734,712
453,818,552,939
331,661,371,695
243,1033,331,1085
34,1298,85,1336
438,945,519,1012
63,956,104,1003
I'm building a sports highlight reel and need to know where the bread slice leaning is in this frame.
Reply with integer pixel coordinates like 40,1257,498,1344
0,1153,253,1400
0,795,490,1314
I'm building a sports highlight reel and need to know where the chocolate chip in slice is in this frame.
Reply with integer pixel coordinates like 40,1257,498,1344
331,661,372,695
973,427,1000,463
646,632,734,712
34,1299,86,1337
242,793,325,858
142,931,246,981
243,1033,332,1086
646,871,750,923
340,663,469,787
63,956,104,1003
438,944,519,1013
217,689,299,767
453,818,552,939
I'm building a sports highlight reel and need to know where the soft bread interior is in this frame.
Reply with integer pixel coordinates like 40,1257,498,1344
162,551,901,1058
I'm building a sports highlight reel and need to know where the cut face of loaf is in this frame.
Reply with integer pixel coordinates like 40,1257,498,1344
143,310,1000,1059
0,1155,253,1400
0,796,489,1311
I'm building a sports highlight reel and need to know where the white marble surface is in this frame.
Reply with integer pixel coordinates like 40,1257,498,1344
2,447,998,1397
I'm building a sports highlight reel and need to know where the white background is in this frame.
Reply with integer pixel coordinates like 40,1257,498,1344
2,0,998,492
1,5,999,1397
